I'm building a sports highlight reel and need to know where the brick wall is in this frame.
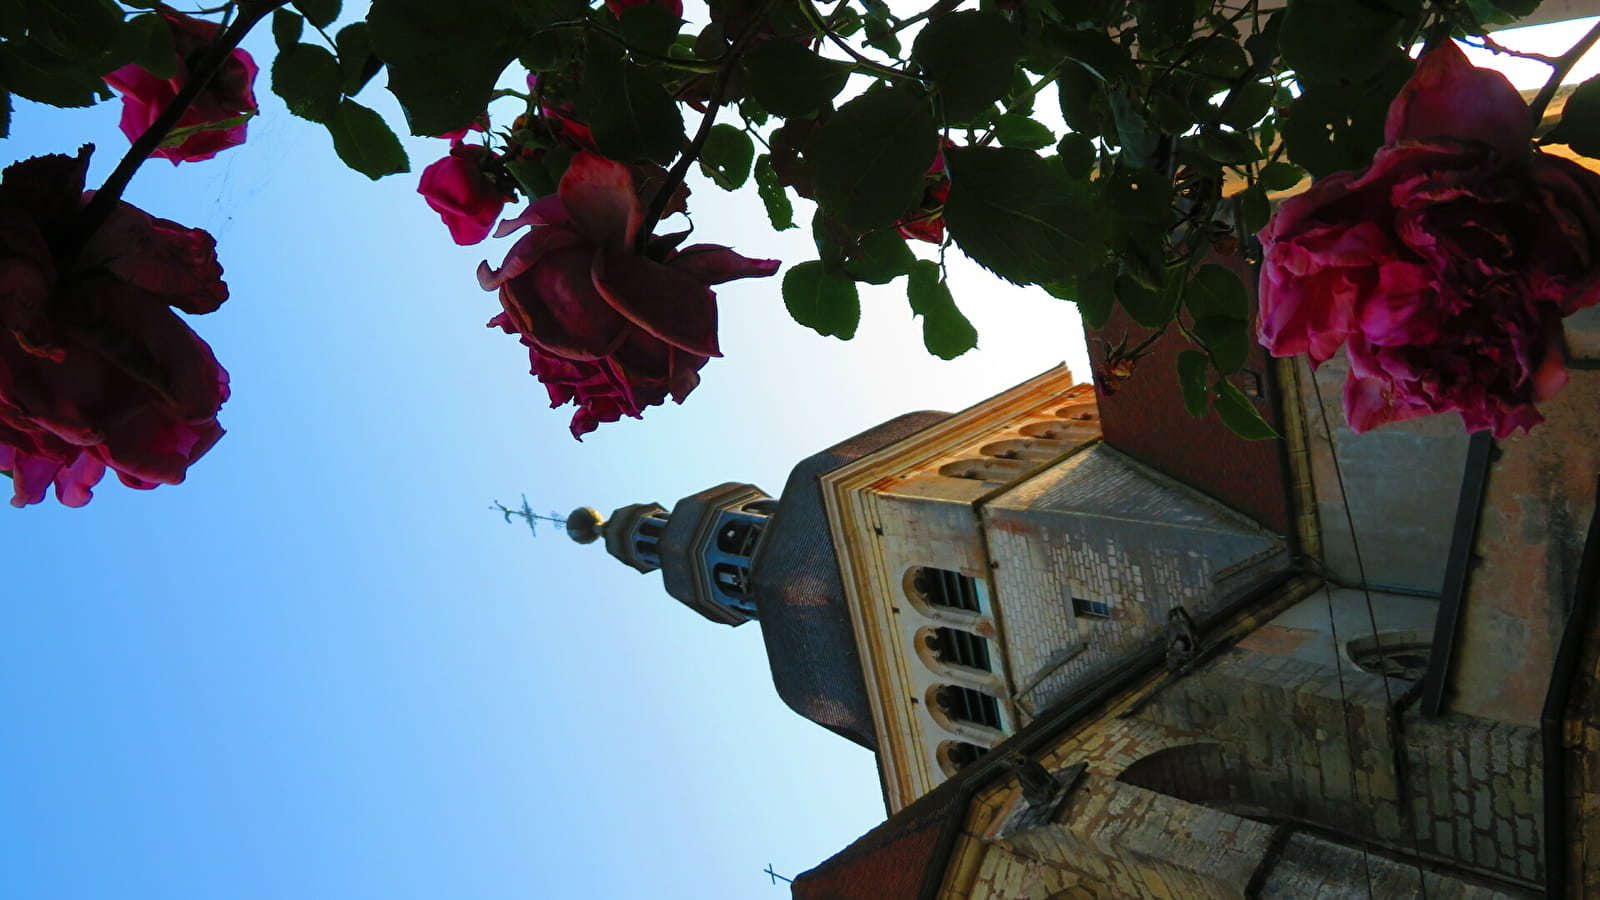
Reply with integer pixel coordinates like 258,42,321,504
1084,292,1291,536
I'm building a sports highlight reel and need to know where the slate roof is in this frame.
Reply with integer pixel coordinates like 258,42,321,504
750,411,950,751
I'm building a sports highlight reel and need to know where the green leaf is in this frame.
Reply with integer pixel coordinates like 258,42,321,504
293,0,342,29
1067,265,1116,328
1185,264,1249,321
28,0,122,63
506,158,559,199
274,43,343,123
1134,0,1202,53
1257,161,1303,192
579,52,684,164
368,0,531,136
335,23,382,95
784,261,860,339
842,228,916,285
1283,56,1410,177
1177,350,1209,417
0,39,107,107
1197,125,1260,164
1116,273,1175,328
863,15,900,58
1186,35,1249,79
1193,316,1249,373
1049,27,1135,81
1057,132,1096,179
273,9,304,53
1238,184,1271,233
114,12,177,80
699,124,754,190
1491,0,1542,14
913,10,1023,121
1214,378,1280,439
0,91,10,138
326,98,409,179
1056,64,1104,138
753,154,796,230
744,39,851,118
619,3,682,57
1218,79,1275,130
908,261,978,359
945,147,1107,285
1109,88,1156,162
1280,0,1404,85
808,87,938,233
1544,74,1600,159
995,114,1055,150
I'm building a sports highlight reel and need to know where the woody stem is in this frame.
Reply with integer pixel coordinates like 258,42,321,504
1530,18,1600,125
75,0,288,247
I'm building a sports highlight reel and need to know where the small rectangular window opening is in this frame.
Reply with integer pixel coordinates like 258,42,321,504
1072,597,1112,619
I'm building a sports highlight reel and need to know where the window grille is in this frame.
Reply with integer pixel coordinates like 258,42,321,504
713,563,749,595
942,741,987,772
931,627,992,671
912,567,982,612
716,519,762,556
1073,597,1112,619
936,685,1003,730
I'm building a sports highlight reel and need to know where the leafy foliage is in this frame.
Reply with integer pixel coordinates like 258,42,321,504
6,0,1581,443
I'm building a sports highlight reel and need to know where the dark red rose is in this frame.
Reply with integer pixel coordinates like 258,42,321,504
604,0,683,18
477,153,777,438
419,142,510,246
0,147,229,507
1258,43,1600,437
103,8,259,164
896,140,953,244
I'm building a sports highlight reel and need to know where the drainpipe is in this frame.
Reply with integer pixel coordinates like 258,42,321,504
1540,474,1600,899
1421,432,1494,717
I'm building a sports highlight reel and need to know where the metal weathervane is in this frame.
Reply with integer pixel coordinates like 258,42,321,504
491,494,567,538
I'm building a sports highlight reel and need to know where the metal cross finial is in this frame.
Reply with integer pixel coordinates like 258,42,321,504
764,863,793,885
491,494,567,538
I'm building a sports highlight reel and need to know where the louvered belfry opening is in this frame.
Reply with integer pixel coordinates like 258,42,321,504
937,685,1003,730
914,567,981,612
932,627,992,671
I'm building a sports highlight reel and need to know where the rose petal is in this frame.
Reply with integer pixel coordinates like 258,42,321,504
668,244,781,285
591,248,721,357
81,200,229,314
558,153,642,251
493,194,572,239
1385,43,1531,159
500,246,630,360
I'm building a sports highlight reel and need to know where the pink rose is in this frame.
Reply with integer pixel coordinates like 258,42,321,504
477,153,777,438
419,142,509,245
604,0,683,18
1258,43,1600,437
103,9,259,164
896,140,953,245
0,147,230,507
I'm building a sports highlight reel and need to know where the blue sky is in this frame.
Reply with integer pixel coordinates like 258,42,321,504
6,8,1592,899
0,9,1087,898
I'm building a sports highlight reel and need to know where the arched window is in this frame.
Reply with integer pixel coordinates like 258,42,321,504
716,518,762,556
927,626,992,671
713,563,749,595
1020,420,1098,441
1347,631,1432,681
632,512,669,565
935,684,1003,730
909,566,982,612
938,740,989,776
938,458,1034,483
980,438,1070,461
